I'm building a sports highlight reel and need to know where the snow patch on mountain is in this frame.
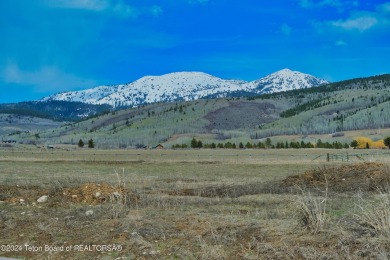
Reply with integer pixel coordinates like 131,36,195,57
42,69,329,108
250,68,329,94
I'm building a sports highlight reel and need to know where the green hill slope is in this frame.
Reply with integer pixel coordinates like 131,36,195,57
253,74,390,138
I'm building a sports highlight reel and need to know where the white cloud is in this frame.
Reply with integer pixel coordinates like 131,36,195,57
299,0,359,9
111,2,139,18
189,0,210,5
331,15,378,31
149,5,164,17
378,2,390,13
312,2,390,33
320,0,359,8
280,23,293,35
46,0,139,18
299,0,312,8
48,0,109,11
1,62,96,92
335,40,347,46
44,0,165,19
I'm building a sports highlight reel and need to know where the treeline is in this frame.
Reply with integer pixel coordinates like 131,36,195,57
172,138,350,149
0,101,112,121
280,99,326,118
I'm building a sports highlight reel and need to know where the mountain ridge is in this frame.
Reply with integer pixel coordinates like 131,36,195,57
3,73,390,148
42,69,329,108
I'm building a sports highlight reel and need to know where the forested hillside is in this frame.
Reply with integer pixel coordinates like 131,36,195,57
252,74,390,138
6,74,390,148
0,101,111,121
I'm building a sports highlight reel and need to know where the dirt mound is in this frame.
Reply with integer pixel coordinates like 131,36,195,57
1,182,138,205
283,162,390,193
1,185,48,204
63,183,134,204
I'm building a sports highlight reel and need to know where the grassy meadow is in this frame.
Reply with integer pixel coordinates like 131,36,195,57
1,147,390,259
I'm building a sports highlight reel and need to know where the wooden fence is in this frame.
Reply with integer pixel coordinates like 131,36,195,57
325,152,390,162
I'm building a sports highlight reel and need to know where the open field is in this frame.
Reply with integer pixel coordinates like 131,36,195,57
1,148,390,259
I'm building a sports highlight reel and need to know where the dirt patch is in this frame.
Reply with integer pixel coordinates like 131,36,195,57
204,101,277,131
1,182,138,205
282,162,390,193
166,182,266,198
63,183,131,204
0,184,49,204
161,163,390,198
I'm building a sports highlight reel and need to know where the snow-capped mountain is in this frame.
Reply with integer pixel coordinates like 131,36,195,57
249,69,329,94
42,69,329,108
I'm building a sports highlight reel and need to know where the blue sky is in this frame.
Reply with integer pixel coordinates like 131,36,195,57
0,0,389,103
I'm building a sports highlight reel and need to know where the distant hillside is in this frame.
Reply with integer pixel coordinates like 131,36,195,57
251,74,390,138
11,73,390,149
0,114,64,137
0,100,112,122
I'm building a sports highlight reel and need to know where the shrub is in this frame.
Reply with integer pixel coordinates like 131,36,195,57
372,140,386,149
385,137,390,149
350,140,358,148
295,182,328,234
352,189,390,237
353,137,386,149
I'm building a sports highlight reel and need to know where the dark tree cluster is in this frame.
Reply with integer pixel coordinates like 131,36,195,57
78,138,95,148
173,138,350,150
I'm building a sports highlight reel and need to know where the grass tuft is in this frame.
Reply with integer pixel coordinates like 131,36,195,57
294,177,328,234
352,188,390,237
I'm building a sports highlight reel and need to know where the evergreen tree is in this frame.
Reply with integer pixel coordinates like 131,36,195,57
384,137,390,149
316,139,323,148
225,142,233,149
350,140,358,148
191,138,198,148
239,142,244,149
78,139,84,148
245,142,253,149
88,139,95,148
265,138,272,148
